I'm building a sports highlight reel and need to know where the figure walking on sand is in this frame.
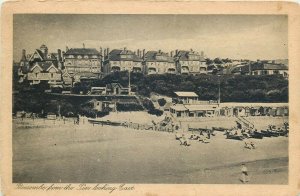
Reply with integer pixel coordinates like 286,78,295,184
241,164,249,183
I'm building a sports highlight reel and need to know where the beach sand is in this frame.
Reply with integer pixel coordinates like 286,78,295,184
13,117,288,184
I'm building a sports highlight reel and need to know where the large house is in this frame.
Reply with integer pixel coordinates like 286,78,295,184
26,62,62,85
63,46,102,75
250,61,288,78
103,48,143,74
18,44,63,85
174,49,207,75
143,50,176,75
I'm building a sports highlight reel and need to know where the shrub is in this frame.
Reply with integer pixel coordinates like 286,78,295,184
96,111,110,118
116,103,143,111
157,98,167,107
148,109,163,116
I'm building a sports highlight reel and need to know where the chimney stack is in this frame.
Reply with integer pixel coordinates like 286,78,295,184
175,50,178,56
66,46,69,52
21,49,26,61
158,49,161,53
83,43,85,49
57,49,62,61
62,51,65,61
171,51,173,57
201,51,204,57
104,49,107,57
137,49,140,57
142,49,145,58
99,47,103,56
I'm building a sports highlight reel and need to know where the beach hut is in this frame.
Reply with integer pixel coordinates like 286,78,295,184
284,107,289,116
250,107,260,116
47,113,57,120
276,107,285,116
170,105,188,118
184,105,217,117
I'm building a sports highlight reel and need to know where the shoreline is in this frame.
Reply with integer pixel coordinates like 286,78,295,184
13,117,288,184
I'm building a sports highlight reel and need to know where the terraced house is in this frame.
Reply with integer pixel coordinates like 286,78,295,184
174,49,207,75
103,48,143,74
143,50,176,75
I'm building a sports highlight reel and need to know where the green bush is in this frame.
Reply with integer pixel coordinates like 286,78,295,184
158,98,167,107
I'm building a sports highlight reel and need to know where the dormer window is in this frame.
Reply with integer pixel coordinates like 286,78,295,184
47,54,52,59
77,55,82,59
68,55,74,58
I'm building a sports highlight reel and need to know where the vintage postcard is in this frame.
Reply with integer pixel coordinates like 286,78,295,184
1,1,300,196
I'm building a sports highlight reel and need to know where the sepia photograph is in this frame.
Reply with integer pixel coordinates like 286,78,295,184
11,14,290,185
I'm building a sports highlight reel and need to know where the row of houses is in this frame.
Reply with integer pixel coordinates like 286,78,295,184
168,91,288,118
17,44,208,86
170,103,288,118
228,60,288,78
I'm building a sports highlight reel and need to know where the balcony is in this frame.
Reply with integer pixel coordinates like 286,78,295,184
111,66,121,72
167,68,176,74
132,67,142,73
181,67,189,74
148,67,157,75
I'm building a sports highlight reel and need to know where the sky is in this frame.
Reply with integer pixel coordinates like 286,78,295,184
13,14,288,61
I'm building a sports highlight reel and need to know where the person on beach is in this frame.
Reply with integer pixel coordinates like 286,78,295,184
241,164,249,183
250,141,256,149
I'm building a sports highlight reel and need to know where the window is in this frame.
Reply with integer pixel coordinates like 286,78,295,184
274,70,279,75
51,73,54,78
35,73,38,78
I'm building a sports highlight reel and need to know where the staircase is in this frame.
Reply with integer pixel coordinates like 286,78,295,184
236,116,254,129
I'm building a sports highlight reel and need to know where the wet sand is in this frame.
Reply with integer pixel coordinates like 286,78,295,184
13,117,288,184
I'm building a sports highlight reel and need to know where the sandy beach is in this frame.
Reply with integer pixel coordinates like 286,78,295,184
13,116,288,184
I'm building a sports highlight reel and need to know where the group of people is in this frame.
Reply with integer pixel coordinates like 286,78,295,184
244,141,256,149
175,130,214,146
175,133,191,146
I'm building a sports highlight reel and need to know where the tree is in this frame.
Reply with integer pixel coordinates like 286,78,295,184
206,58,213,65
213,58,223,64
158,98,167,107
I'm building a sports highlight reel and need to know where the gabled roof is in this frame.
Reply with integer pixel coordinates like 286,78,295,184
62,70,72,77
46,64,59,72
174,91,198,97
106,82,124,89
175,50,201,61
170,105,188,111
29,49,45,61
144,51,174,63
251,62,288,70
107,49,142,62
30,61,60,72
65,48,100,56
